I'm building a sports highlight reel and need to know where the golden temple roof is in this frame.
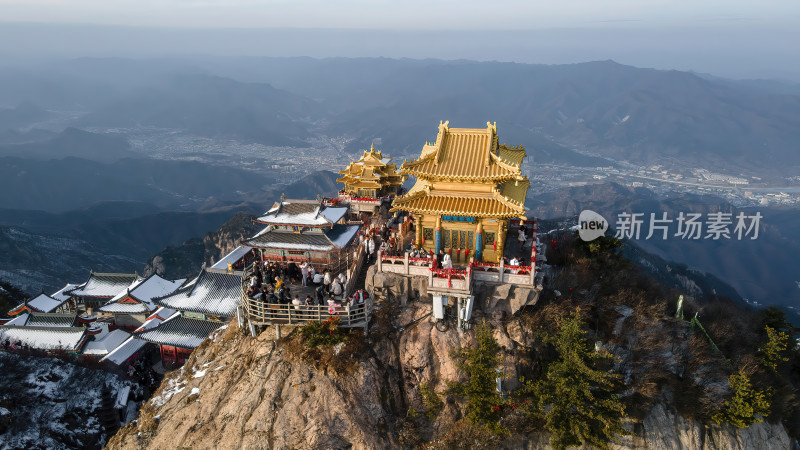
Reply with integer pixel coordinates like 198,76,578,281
499,176,530,207
337,144,405,189
390,187,527,218
401,121,524,182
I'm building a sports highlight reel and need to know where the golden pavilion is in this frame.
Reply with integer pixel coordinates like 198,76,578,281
391,121,529,264
337,144,406,216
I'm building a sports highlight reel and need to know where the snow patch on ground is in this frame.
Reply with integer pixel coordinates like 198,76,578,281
211,325,228,343
150,368,188,408
0,352,126,450
333,342,346,356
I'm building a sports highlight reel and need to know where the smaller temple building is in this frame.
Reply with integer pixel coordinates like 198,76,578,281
96,274,186,330
7,289,74,316
135,267,242,366
242,196,361,275
67,272,141,314
337,144,406,218
0,311,90,353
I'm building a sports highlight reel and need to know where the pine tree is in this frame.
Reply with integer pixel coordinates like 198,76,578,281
759,326,791,372
449,321,507,434
523,310,627,450
713,369,771,428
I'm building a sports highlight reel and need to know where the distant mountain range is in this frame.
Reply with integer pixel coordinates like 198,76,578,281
0,165,339,295
78,75,318,146
2,57,799,176
0,127,137,161
530,182,800,311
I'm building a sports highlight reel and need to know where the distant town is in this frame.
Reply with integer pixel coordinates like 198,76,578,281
529,162,800,207
108,126,800,208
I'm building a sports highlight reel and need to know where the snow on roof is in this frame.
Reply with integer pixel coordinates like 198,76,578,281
101,336,148,366
115,385,131,409
98,301,149,315
211,245,252,270
51,283,79,302
83,329,132,355
107,274,186,308
100,275,186,315
0,326,87,351
153,269,241,318
68,273,140,299
256,201,348,227
243,230,335,252
135,315,223,349
149,307,177,321
25,312,77,328
5,313,29,327
136,309,180,333
320,207,347,224
324,224,362,249
26,293,68,313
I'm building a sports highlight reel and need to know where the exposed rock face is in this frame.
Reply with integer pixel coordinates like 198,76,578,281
108,325,400,450
108,270,794,449
633,403,791,450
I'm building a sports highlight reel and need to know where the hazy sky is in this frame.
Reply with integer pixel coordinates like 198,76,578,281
1,1,798,79
2,0,798,29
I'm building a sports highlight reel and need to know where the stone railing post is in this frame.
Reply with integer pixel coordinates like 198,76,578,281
499,258,505,284
377,249,383,273
404,251,409,275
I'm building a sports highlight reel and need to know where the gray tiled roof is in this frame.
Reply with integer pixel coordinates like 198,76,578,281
255,200,348,227
26,293,68,313
323,224,361,249
99,274,185,315
0,326,87,351
67,273,140,299
100,336,148,366
152,268,242,317
243,230,335,252
98,301,149,314
25,312,78,328
134,316,223,349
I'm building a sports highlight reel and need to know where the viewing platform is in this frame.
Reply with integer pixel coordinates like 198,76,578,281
376,245,542,298
238,239,373,333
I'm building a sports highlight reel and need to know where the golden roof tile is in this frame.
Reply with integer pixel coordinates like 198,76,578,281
401,121,523,181
391,190,525,218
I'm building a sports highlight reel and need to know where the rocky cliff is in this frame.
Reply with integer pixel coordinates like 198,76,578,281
107,265,794,449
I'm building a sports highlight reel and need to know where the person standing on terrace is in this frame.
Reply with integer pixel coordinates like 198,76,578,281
300,261,310,287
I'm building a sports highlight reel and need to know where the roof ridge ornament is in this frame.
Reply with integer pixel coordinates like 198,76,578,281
434,120,449,167
277,194,285,215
